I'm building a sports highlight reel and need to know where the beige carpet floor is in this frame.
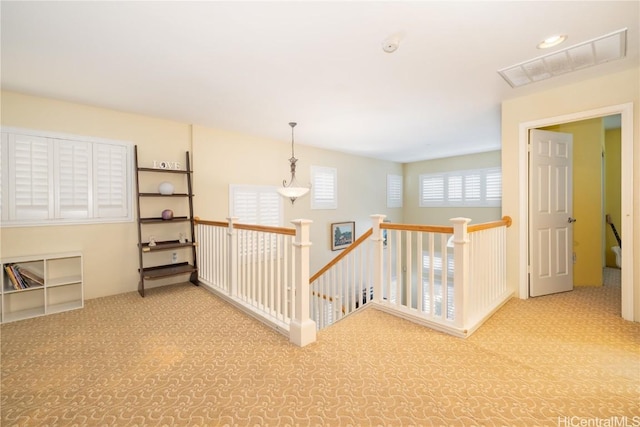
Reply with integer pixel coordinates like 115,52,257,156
1,269,638,426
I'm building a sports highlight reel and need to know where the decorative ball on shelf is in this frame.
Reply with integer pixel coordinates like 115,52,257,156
161,209,174,220
158,181,175,195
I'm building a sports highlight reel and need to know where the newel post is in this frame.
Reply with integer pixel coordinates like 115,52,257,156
290,219,316,347
227,217,239,298
451,217,471,331
371,214,386,304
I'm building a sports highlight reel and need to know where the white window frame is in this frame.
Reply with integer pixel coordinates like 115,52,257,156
419,167,501,207
311,165,337,210
1,127,134,227
386,174,403,208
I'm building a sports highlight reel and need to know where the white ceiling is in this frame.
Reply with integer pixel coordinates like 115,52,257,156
1,1,638,163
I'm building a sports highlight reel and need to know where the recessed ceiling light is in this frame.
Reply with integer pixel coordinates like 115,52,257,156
537,34,567,49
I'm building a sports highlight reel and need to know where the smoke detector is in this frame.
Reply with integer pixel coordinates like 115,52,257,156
382,39,399,53
382,33,402,53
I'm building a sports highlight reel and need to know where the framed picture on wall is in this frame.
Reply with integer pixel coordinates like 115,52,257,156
331,221,355,251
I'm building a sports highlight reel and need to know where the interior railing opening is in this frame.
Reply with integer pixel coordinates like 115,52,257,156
195,215,512,347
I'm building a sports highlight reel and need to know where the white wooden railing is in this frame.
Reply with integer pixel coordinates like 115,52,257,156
195,218,316,347
195,215,512,345
310,215,513,337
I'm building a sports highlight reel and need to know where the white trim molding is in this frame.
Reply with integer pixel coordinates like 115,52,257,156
518,102,634,321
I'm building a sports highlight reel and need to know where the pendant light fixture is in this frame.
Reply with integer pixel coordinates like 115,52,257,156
277,122,310,204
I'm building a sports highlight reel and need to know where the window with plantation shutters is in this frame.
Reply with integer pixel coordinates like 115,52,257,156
229,185,283,258
229,185,282,227
1,128,133,226
387,174,403,208
311,165,337,210
419,167,501,207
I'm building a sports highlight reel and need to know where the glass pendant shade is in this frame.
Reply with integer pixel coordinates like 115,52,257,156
277,181,310,202
278,122,310,204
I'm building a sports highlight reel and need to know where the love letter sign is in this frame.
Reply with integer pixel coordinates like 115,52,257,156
153,160,181,170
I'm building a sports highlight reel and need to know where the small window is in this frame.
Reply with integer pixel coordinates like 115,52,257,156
229,185,283,227
387,174,403,208
419,167,501,207
311,165,337,210
229,185,283,258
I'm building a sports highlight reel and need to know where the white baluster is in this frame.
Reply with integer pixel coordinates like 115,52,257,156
227,217,238,297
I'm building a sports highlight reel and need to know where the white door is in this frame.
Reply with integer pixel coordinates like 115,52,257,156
529,129,574,297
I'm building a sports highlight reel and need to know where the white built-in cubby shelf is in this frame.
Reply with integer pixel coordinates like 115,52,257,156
1,252,83,323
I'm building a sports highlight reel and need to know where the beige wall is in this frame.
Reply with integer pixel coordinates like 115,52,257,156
0,91,402,298
1,91,194,298
191,125,403,274
604,128,622,268
543,119,604,286
403,151,502,226
501,67,639,320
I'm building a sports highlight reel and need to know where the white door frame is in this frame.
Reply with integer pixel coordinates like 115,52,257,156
518,102,634,321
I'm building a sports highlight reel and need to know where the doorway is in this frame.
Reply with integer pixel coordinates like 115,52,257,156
518,103,634,320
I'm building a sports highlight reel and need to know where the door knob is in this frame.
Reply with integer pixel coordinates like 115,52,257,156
568,217,577,223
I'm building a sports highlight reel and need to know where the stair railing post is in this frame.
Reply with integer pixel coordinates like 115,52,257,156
371,214,386,304
227,217,238,298
451,217,471,332
290,219,316,347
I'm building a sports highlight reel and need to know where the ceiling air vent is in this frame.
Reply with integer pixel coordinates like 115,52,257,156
498,28,627,88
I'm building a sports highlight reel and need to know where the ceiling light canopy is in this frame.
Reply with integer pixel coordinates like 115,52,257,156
499,28,627,88
277,122,310,204
537,34,567,49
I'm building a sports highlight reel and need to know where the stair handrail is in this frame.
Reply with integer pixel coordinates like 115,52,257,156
194,218,296,236
309,228,373,284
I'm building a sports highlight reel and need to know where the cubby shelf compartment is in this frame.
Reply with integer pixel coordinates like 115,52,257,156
1,252,83,323
135,146,198,297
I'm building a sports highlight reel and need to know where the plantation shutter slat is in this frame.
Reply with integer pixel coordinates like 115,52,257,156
485,168,502,202
57,139,91,219
231,185,282,227
258,192,280,227
387,174,403,208
234,190,258,224
420,175,444,205
11,134,52,220
464,173,481,202
95,143,128,218
312,166,337,209
447,175,463,202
